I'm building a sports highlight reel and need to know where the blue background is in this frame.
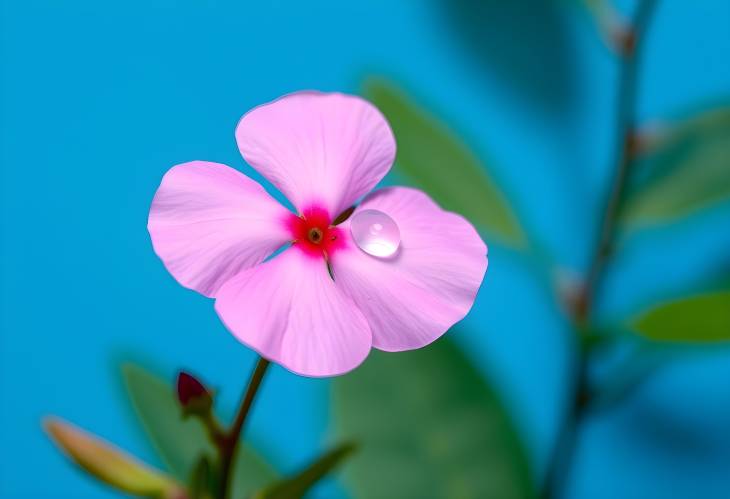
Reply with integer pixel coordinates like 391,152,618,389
2,1,729,497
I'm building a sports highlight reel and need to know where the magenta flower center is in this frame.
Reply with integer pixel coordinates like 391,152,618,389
286,205,345,259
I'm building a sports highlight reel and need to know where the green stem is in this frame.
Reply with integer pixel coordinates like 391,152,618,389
217,357,271,499
542,1,659,498
201,411,226,447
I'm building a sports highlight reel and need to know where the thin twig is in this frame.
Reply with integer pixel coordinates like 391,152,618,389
541,1,659,498
580,0,658,320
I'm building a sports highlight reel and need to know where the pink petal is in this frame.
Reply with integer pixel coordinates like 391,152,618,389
332,187,488,351
148,161,290,298
235,91,396,218
214,249,372,377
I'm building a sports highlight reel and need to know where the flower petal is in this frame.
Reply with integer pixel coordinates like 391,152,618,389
235,91,396,218
148,161,290,297
214,249,372,377
332,187,488,351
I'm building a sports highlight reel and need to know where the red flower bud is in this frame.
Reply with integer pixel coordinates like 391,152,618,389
176,371,210,407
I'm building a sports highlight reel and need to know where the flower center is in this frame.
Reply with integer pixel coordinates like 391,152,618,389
285,205,346,259
308,227,324,244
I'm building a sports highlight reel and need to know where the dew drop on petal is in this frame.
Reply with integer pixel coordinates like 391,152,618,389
350,209,400,257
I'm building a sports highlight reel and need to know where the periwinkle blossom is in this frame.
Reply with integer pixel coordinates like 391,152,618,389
148,91,488,377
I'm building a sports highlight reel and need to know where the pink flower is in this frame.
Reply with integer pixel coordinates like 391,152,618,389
148,91,488,377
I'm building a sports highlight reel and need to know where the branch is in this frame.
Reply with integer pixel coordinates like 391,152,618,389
542,2,660,498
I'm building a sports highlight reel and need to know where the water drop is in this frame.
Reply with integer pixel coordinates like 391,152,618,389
350,209,400,257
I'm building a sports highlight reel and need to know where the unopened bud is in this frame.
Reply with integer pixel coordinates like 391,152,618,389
176,371,213,416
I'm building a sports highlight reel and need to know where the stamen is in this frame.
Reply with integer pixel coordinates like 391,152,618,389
308,227,323,244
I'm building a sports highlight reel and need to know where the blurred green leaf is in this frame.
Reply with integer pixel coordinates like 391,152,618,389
44,417,184,498
363,79,525,247
188,456,215,499
576,0,630,53
254,442,356,499
622,105,730,226
631,291,730,342
122,364,278,497
590,339,681,411
332,335,534,499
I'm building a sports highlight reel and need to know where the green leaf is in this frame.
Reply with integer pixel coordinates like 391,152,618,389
332,335,534,499
576,0,630,53
363,79,525,246
122,364,278,497
589,339,681,411
631,291,730,342
188,456,216,499
254,442,356,499
622,105,730,226
44,417,184,498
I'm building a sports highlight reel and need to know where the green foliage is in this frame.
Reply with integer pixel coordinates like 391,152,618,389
332,335,534,499
631,291,730,342
589,340,682,411
188,456,215,499
622,105,730,226
122,364,278,498
575,0,630,53
253,442,356,499
44,417,184,498
363,79,525,247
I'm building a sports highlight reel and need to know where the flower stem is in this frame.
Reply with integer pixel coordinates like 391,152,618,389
542,1,659,497
217,356,270,499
